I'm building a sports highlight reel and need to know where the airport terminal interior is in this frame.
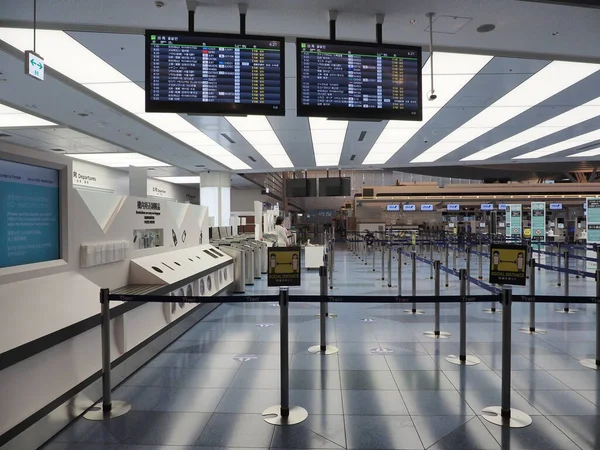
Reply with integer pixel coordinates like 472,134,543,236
4,0,600,449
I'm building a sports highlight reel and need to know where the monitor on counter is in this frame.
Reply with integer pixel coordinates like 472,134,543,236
0,158,61,269
146,30,285,115
296,38,422,121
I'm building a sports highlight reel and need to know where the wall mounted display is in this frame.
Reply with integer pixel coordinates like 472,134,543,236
481,204,494,211
318,177,351,196
296,38,422,120
403,204,416,211
549,203,563,210
498,204,507,210
386,204,400,211
0,159,61,268
421,204,434,211
447,204,460,211
146,30,285,116
286,178,317,197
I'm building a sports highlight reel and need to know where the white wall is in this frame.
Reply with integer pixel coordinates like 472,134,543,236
231,188,275,213
0,143,215,445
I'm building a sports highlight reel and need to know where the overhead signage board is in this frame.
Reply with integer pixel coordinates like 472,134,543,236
386,204,400,211
447,204,460,211
549,203,563,210
403,204,416,212
489,243,528,286
531,202,546,241
481,204,494,211
498,204,507,210
268,247,301,287
586,198,600,243
24,51,44,81
421,204,434,211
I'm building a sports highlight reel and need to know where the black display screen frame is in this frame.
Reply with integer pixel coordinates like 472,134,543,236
296,37,423,121
145,30,286,116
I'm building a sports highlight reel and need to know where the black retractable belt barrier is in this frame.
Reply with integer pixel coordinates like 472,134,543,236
482,287,533,428
446,269,481,366
263,288,309,425
84,289,131,421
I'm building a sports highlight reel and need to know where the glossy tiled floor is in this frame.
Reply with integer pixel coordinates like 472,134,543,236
43,245,600,449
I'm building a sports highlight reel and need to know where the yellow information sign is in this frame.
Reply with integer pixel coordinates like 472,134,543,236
489,243,527,286
268,246,302,287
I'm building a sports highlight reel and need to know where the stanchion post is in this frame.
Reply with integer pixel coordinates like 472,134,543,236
397,247,402,295
429,242,434,279
557,247,562,287
519,258,546,335
581,269,600,369
309,267,338,355
478,242,483,280
264,288,308,425
405,251,424,314
557,250,576,313
424,261,450,339
453,245,457,270
466,244,471,296
372,243,376,271
387,243,392,287
381,242,386,280
482,287,532,427
329,242,334,290
446,270,480,366
83,289,131,421
445,243,450,287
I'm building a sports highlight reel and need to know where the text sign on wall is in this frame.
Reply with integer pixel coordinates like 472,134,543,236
481,204,494,211
403,204,416,211
421,204,434,211
549,203,563,210
268,247,301,287
531,202,546,241
447,204,460,211
586,198,600,244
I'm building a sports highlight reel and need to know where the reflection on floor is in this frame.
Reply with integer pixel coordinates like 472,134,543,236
41,246,600,449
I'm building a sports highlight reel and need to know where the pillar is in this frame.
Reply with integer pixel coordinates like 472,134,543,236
199,172,231,227
128,167,147,198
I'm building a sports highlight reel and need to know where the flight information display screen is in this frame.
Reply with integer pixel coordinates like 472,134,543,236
146,30,285,115
297,38,422,120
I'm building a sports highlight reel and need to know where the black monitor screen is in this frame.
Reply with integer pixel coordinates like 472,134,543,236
318,178,351,197
297,38,422,121
286,178,317,197
146,30,285,115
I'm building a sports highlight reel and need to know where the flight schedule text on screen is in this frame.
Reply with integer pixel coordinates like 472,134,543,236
146,31,285,115
297,39,422,120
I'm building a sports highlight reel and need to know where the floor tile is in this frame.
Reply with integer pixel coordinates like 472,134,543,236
547,370,600,390
344,415,423,449
410,414,473,448
340,370,398,390
547,415,600,450
443,369,502,391
215,388,280,414
402,390,475,416
427,417,500,450
517,389,598,415
271,414,346,449
290,389,344,415
195,413,274,448
342,390,409,416
391,370,455,390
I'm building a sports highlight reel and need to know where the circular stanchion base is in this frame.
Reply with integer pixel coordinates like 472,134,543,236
404,309,425,315
483,309,502,314
481,406,533,428
262,405,308,426
556,308,578,314
424,331,451,339
580,359,600,370
84,401,131,421
308,345,339,355
518,327,547,335
445,354,481,366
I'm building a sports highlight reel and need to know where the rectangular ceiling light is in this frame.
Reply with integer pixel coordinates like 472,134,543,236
0,103,57,128
363,53,493,165
412,60,600,163
568,144,600,158
155,176,200,184
225,116,293,168
0,28,251,171
309,117,348,167
67,152,171,167
513,129,600,159
463,96,600,161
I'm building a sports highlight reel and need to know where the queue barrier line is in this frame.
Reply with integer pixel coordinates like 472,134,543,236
536,262,596,279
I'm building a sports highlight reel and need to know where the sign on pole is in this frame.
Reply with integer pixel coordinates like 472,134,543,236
268,247,302,287
505,205,512,238
531,202,546,241
586,198,600,244
24,51,44,81
507,204,522,239
489,243,528,286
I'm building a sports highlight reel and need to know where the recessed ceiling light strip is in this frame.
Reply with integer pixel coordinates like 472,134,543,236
463,96,600,161
67,152,171,167
412,60,600,163
514,129,600,159
0,28,251,170
225,116,293,168
309,117,348,167
362,52,493,165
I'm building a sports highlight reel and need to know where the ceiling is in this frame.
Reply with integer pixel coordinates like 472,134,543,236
1,0,600,179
